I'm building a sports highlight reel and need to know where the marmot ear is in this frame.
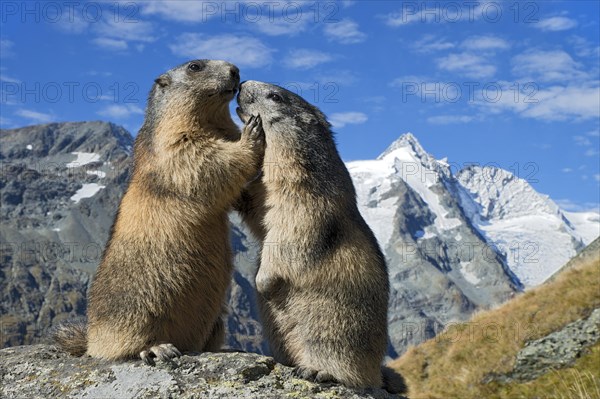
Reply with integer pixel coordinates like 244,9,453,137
154,74,171,88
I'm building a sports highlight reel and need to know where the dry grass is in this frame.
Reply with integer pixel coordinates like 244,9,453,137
390,252,600,399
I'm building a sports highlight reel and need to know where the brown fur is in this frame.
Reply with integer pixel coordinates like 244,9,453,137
235,81,404,393
53,60,264,362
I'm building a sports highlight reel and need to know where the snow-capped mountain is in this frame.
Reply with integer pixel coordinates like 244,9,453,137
348,133,599,289
456,166,597,286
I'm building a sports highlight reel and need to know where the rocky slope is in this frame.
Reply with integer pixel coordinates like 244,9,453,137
496,307,600,382
0,345,404,399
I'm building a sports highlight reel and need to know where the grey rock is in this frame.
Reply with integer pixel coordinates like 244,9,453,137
488,308,600,383
0,345,404,399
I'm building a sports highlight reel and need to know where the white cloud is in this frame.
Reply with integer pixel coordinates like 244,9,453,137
562,168,573,173
437,52,496,79
92,37,128,50
511,50,586,83
412,35,455,53
574,135,592,146
534,16,577,32
329,112,368,128
315,70,358,86
170,33,274,68
521,86,600,121
53,9,155,49
555,199,600,212
254,16,312,36
427,115,474,124
54,12,90,34
284,49,333,69
0,72,20,83
97,104,144,119
595,174,600,182
141,0,218,22
96,19,156,43
476,82,600,122
461,36,509,51
323,19,366,44
568,36,600,58
15,109,55,124
141,0,312,36
383,1,493,26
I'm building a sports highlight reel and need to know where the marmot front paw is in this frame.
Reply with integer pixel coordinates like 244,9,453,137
293,366,337,384
140,343,182,366
242,114,266,155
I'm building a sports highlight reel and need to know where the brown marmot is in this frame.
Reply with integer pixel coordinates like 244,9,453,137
53,60,265,365
234,80,405,393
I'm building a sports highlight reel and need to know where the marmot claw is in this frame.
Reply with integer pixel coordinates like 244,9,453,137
140,343,182,366
293,366,337,384
244,114,265,145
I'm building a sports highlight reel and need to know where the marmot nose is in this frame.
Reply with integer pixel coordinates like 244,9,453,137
229,66,240,81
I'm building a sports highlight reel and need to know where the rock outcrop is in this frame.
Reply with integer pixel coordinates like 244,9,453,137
0,345,405,399
496,308,600,382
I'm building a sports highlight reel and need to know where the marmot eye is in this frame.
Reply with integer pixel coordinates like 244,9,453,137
188,63,203,72
267,92,283,103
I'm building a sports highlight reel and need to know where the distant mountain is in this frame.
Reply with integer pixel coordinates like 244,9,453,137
456,165,596,286
1,124,598,357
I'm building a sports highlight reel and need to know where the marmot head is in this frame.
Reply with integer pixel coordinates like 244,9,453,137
236,80,332,151
138,60,240,153
135,60,241,173
149,60,240,115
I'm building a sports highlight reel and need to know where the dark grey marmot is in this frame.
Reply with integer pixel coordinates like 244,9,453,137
234,80,405,393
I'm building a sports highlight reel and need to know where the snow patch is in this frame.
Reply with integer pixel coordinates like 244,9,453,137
70,183,105,203
348,161,398,248
66,152,100,168
86,170,107,178
461,262,481,285
26,144,32,150
563,211,600,245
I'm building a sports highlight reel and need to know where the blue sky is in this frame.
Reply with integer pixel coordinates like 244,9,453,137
1,0,599,211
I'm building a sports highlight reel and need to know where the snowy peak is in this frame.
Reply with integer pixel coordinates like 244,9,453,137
348,133,461,247
379,133,429,162
457,166,560,221
455,165,593,287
